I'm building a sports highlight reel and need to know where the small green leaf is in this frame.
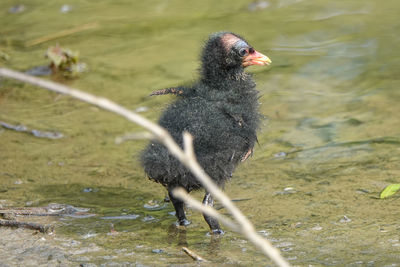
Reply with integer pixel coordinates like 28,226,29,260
380,184,400,199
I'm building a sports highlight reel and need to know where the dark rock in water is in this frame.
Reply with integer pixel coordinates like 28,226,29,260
25,65,52,76
0,121,64,139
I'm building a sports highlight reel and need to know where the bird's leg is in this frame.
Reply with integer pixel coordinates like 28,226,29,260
168,188,190,226
202,192,224,235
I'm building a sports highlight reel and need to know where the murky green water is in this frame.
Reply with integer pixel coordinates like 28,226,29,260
1,0,400,265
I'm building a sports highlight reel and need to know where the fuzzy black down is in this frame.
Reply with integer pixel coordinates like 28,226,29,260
140,32,261,192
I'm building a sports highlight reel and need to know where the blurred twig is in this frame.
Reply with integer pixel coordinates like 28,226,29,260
25,22,99,47
182,247,207,262
0,67,290,267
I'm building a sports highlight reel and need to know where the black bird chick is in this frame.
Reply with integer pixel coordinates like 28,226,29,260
141,32,271,234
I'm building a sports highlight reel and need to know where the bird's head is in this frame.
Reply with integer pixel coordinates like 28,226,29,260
200,32,271,81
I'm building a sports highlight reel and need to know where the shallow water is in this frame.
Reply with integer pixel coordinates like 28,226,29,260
1,0,400,265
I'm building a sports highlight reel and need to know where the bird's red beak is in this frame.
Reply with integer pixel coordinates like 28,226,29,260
242,50,272,67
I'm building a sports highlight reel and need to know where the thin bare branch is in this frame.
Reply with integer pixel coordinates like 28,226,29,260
0,67,290,267
182,131,195,158
182,247,207,262
25,22,99,47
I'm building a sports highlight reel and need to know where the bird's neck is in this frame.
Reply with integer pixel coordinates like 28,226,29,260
200,67,255,92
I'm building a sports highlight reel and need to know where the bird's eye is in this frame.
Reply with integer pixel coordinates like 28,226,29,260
239,48,248,57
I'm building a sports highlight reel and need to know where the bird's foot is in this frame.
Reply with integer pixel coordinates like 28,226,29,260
206,229,225,236
175,219,191,226
212,229,225,235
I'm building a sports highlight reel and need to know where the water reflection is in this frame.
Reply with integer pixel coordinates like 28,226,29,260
167,224,188,246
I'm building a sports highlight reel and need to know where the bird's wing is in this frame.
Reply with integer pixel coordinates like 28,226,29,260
220,107,258,162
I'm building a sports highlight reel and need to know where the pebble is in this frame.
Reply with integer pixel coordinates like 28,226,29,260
248,1,270,11
152,249,163,254
274,151,287,158
311,225,323,231
339,215,351,223
135,106,148,113
60,5,72,13
142,215,156,222
9,4,25,14
258,230,270,236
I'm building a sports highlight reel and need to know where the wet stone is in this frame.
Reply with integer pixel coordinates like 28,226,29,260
135,106,148,113
100,214,140,220
151,249,163,254
274,151,287,158
60,4,72,13
339,215,351,223
81,187,100,193
248,0,270,11
82,232,97,239
25,65,52,76
258,230,270,236
142,215,156,222
143,200,167,211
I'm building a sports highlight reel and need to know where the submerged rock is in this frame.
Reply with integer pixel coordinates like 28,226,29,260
9,4,26,14
100,214,140,220
25,65,52,76
0,121,64,139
